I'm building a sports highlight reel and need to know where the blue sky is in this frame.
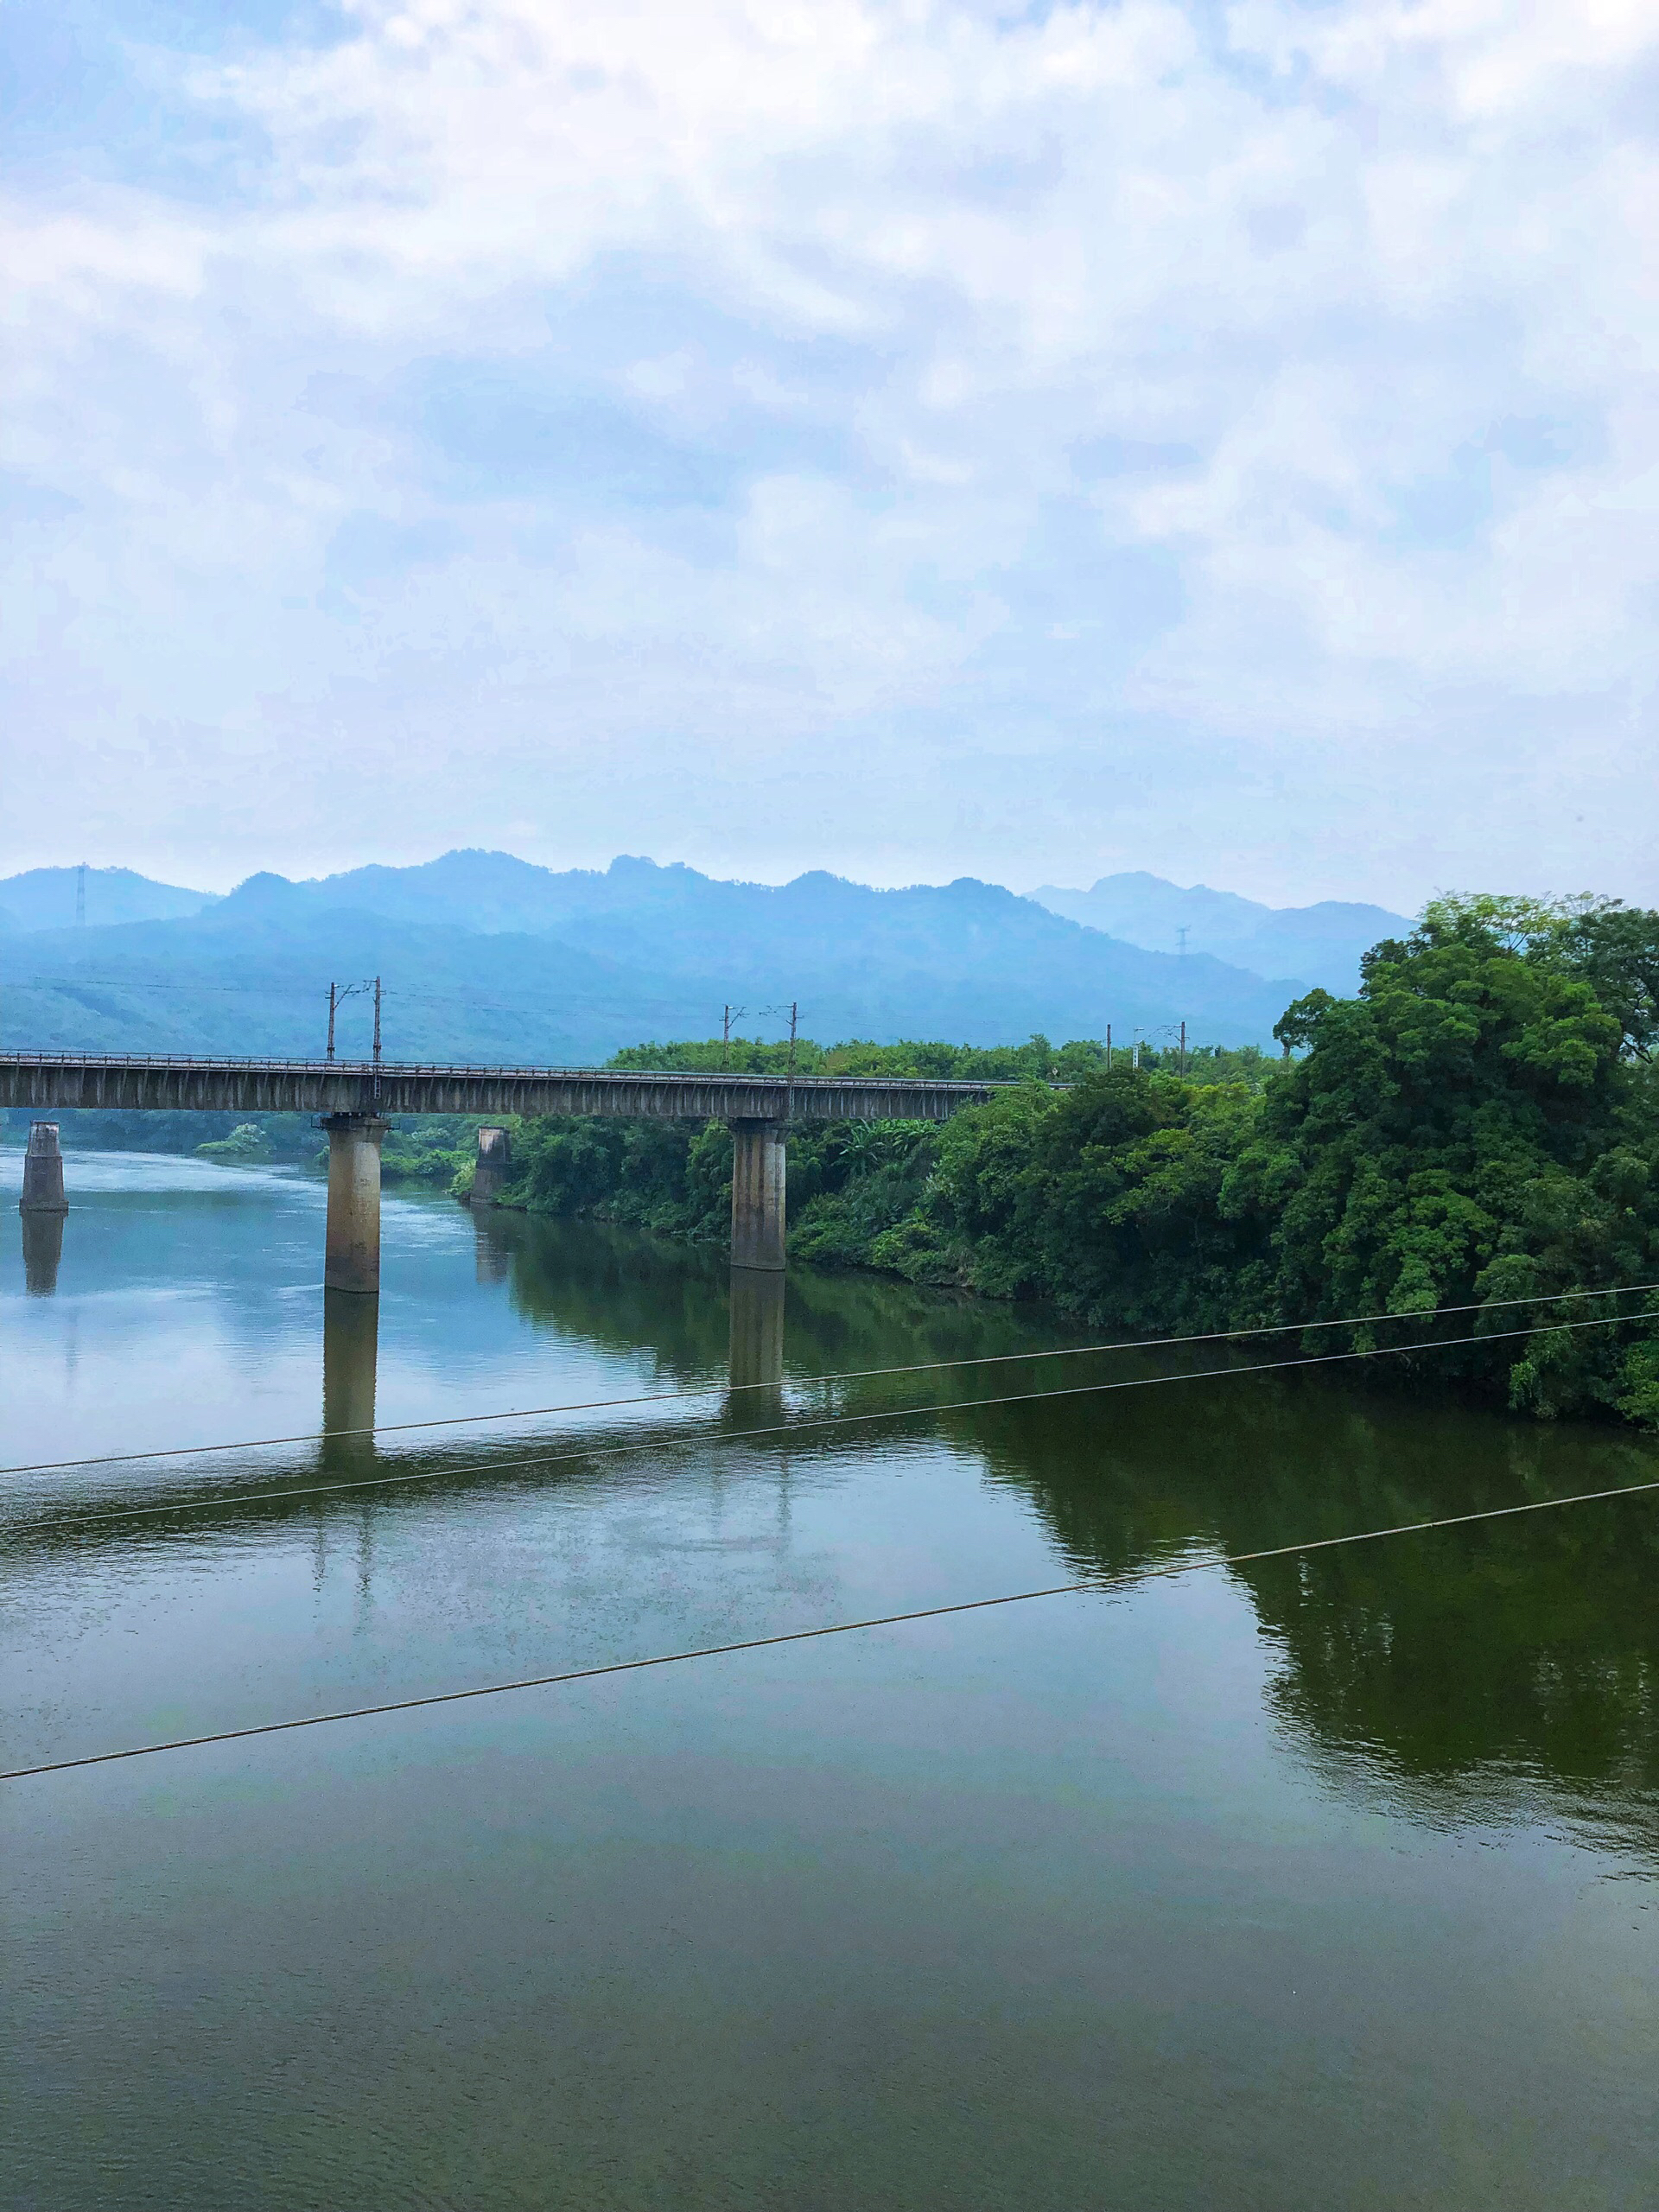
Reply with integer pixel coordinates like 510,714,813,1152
3,0,1656,905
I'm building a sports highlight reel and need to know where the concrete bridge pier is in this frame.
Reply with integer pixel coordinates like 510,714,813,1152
730,1118,786,1273
471,1124,511,1205
20,1122,67,1215
322,1114,387,1295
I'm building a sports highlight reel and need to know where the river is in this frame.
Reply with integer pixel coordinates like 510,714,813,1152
4,1150,1658,2209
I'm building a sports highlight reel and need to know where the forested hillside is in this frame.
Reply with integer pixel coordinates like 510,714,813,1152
0,853,1300,1058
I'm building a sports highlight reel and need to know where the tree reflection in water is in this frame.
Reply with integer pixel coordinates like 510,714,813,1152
494,1216,1659,1846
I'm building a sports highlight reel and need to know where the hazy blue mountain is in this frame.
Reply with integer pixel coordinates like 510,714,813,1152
0,865,219,932
0,906,687,1065
0,854,1307,1058
1029,872,1410,995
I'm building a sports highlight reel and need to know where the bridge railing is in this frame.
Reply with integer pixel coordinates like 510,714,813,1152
0,1050,1016,1095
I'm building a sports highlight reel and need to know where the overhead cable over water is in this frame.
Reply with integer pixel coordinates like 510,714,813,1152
7,1306,1654,1537
3,1279,1652,1484
6,1471,1656,1783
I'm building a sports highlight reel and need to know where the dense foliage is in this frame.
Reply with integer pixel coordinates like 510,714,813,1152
488,900,1659,1426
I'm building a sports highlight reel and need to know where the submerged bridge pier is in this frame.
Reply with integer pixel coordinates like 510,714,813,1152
3,1057,1001,1299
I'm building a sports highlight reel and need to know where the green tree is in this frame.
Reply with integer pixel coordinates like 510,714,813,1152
197,1122,272,1164
1230,902,1655,1414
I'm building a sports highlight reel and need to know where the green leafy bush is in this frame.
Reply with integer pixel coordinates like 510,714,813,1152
196,1123,273,1165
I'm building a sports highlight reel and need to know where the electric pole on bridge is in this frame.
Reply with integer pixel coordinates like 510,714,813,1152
325,978,378,1063
760,1001,800,1075
721,1005,746,1069
756,1004,800,1071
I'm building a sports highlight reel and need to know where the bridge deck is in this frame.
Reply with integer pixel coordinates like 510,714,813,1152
0,1053,1006,1122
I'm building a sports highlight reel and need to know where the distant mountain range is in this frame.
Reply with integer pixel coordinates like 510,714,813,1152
0,853,1414,1063
1028,874,1409,996
0,865,219,934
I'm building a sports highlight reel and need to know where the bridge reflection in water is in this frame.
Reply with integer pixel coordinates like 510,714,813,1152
321,1289,379,1465
474,1211,512,1287
728,1267,785,1426
21,1209,64,1297
317,1214,789,1459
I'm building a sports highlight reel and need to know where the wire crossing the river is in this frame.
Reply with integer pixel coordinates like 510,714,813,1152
3,1279,1652,1483
6,1306,1652,1537
5,1470,1655,1783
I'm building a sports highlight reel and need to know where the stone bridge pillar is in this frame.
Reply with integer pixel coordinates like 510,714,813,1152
471,1124,511,1205
730,1118,786,1273
322,1115,387,1294
21,1122,67,1214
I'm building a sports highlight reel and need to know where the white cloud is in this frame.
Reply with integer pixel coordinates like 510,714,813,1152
2,0,1656,901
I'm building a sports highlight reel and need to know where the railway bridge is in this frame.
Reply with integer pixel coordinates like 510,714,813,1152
3,1052,1005,1292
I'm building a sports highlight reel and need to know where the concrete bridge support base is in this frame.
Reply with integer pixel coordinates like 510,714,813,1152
323,1115,387,1295
730,1119,785,1273
471,1124,511,1205
21,1122,67,1214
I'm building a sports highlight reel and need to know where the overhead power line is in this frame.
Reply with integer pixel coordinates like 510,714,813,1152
2,977,323,995
7,1308,1650,1539
3,1280,1650,1485
5,1469,1655,1784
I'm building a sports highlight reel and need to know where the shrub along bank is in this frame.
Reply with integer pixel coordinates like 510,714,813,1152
484,899,1659,1427
196,1116,484,1179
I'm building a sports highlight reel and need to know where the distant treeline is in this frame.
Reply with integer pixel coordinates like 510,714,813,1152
480,897,1659,1428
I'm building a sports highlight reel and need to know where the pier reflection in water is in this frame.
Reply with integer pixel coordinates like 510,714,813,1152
727,1264,785,1424
321,1287,379,1461
473,1208,512,1286
20,1207,63,1296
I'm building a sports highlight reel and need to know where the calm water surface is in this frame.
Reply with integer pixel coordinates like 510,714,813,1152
4,1150,1658,2209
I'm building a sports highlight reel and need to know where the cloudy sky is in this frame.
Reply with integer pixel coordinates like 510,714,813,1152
4,0,1656,906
